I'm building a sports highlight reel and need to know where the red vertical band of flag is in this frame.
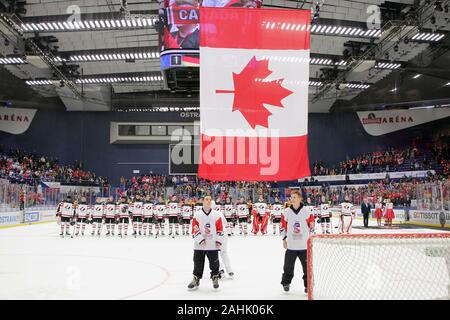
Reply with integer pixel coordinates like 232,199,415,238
200,7,310,50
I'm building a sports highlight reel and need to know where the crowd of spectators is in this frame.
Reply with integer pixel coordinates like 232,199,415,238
0,146,109,187
299,174,449,207
119,173,278,203
311,136,448,177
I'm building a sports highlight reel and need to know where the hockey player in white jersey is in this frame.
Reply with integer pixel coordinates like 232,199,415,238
167,195,180,238
154,197,167,238
216,204,234,279
187,196,224,290
318,196,332,234
271,197,283,235
131,195,144,236
117,196,131,237
104,197,117,236
223,197,235,236
181,200,193,236
303,197,316,234
280,190,315,294
59,195,75,237
91,198,105,236
75,196,90,236
236,198,249,235
339,197,356,234
142,195,154,236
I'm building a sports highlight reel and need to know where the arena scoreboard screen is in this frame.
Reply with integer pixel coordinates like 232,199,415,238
159,0,262,71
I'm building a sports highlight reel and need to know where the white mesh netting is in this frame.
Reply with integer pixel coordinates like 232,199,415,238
308,234,450,300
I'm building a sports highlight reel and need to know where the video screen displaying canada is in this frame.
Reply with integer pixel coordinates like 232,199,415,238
159,0,262,51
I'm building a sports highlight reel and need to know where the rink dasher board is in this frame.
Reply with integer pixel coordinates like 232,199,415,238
0,209,56,228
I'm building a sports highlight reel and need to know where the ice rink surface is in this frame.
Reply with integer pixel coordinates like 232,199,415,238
1,218,449,300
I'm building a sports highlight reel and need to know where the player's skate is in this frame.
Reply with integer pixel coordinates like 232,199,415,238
187,276,200,291
212,275,220,289
60,232,64,238
228,272,234,278
282,284,290,292
219,269,225,279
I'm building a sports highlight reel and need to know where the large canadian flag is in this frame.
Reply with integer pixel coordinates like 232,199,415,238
198,7,311,181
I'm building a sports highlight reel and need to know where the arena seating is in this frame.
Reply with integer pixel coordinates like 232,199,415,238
312,135,448,177
0,146,109,187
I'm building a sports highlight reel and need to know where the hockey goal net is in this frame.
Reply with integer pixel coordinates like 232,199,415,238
307,233,450,300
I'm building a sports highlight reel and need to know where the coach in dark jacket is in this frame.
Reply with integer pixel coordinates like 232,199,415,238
361,198,371,228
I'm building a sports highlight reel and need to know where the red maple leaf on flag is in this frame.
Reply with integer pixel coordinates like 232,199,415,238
216,56,293,129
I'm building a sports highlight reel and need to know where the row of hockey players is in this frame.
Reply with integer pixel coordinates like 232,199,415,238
57,194,198,238
56,194,285,238
56,193,362,237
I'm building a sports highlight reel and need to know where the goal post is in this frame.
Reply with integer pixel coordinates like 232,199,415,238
307,233,450,300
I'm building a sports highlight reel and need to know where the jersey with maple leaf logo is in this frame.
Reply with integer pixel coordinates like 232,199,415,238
92,204,105,219
155,203,167,219
143,202,154,218
236,204,249,218
253,202,269,216
271,202,283,218
60,201,75,218
167,201,180,217
76,203,90,219
181,204,193,219
223,204,235,219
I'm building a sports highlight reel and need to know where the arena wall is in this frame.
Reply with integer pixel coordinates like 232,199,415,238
0,111,448,185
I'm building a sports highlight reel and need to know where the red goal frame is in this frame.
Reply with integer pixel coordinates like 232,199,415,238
307,233,450,300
